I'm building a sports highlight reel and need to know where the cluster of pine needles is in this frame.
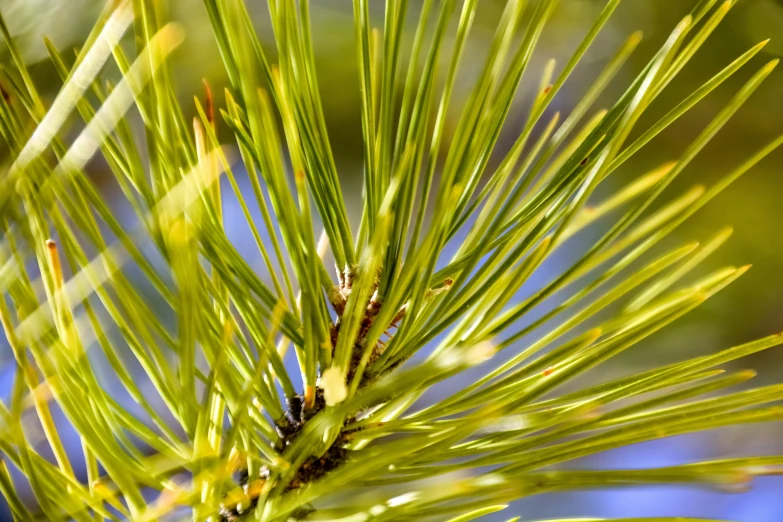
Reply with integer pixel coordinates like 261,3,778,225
0,0,783,520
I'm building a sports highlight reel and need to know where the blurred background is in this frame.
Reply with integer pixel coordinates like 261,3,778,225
1,0,783,520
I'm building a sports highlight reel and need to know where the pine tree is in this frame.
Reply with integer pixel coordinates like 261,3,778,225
1,1,782,520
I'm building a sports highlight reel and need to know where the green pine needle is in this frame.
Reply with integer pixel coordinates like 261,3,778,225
0,0,781,520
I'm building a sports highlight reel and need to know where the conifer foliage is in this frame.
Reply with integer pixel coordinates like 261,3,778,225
0,0,782,520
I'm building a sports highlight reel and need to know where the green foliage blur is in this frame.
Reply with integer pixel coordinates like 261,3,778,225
5,0,783,422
